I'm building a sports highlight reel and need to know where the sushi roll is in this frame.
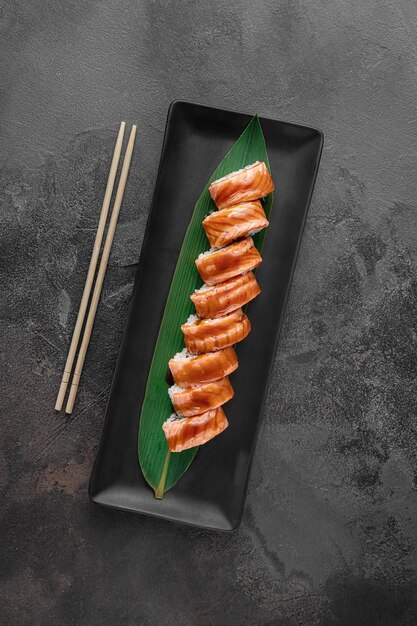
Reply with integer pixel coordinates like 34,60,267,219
168,376,234,417
209,161,274,209
195,237,262,286
163,407,228,452
182,309,251,354
202,200,269,248
191,271,261,318
169,347,238,387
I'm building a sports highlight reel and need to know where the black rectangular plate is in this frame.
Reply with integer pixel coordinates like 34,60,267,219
89,101,323,531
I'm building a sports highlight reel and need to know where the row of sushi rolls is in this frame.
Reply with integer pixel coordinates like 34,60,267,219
163,162,275,453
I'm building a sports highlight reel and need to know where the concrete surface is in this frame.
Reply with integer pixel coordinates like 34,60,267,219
1,1,417,624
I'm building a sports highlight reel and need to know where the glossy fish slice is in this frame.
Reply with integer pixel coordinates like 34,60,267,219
168,377,234,417
169,347,238,387
191,271,260,318
182,309,251,354
202,200,269,248
195,237,262,286
209,161,274,209
162,407,228,452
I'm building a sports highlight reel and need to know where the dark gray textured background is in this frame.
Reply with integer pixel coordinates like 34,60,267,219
1,1,417,624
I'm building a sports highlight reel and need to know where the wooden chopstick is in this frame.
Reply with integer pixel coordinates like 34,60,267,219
55,121,126,411
65,124,137,414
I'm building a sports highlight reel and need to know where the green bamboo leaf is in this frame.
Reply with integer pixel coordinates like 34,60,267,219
138,115,274,498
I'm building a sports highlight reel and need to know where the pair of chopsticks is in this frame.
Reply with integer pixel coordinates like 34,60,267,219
55,122,137,414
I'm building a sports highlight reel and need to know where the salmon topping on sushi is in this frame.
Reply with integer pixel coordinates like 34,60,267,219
168,377,234,417
181,309,251,354
209,161,274,209
161,156,274,458
195,237,262,286
203,200,269,248
163,407,228,453
191,271,261,319
169,347,238,387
